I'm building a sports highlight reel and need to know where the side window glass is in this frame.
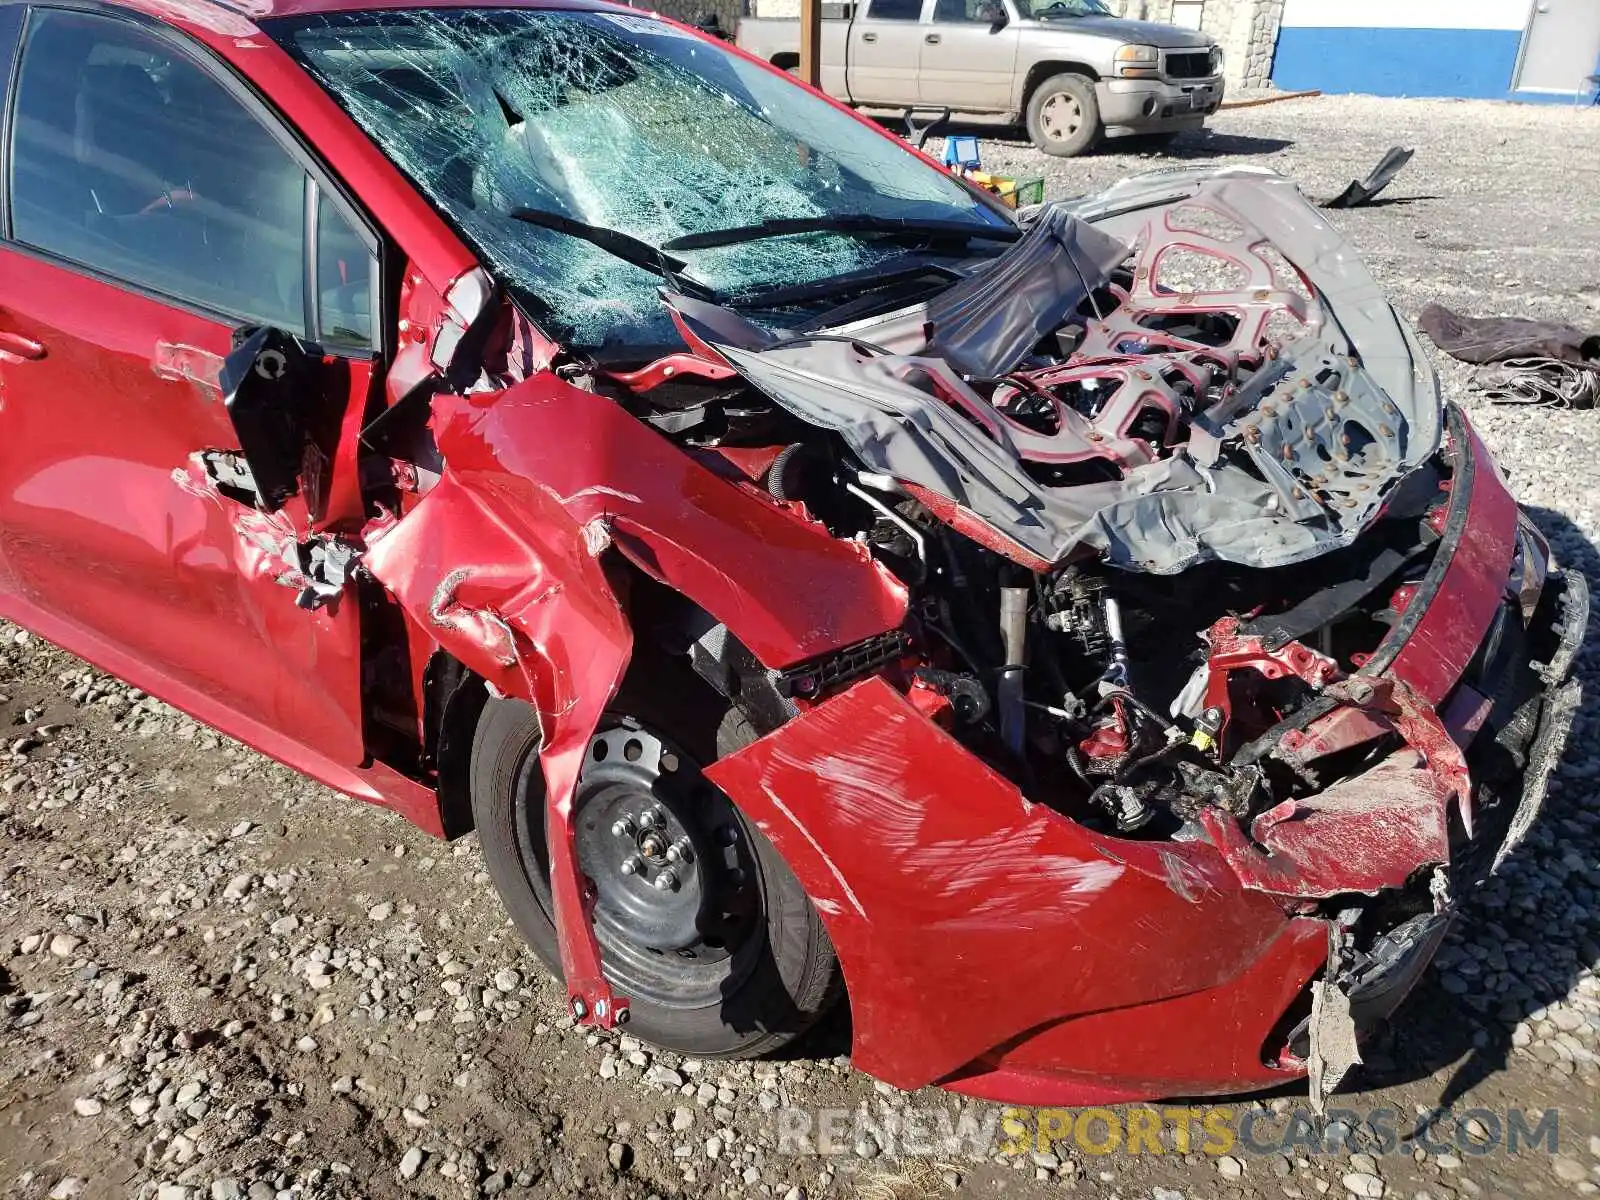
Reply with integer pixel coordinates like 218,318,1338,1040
934,0,1001,20
865,0,922,20
315,190,375,349
8,9,307,333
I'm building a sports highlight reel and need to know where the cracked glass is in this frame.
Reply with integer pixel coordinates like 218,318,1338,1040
271,8,1002,351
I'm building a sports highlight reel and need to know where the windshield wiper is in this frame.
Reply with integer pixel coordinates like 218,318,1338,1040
725,260,965,311
508,208,691,277
662,214,1021,254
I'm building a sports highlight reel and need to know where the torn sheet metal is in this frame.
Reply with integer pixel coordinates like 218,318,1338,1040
362,434,634,1030
175,455,360,610
362,370,911,1028
706,674,1298,1094
1205,755,1452,900
1204,671,1473,901
924,206,1129,379
415,372,910,668
693,167,1441,574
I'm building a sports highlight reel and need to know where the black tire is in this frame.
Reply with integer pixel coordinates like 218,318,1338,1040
1025,72,1101,157
469,660,842,1058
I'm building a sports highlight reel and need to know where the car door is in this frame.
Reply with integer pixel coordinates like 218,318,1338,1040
846,0,924,105
0,5,380,769
918,0,1021,110
0,0,25,596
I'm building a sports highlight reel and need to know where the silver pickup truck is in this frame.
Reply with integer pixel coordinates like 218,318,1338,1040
736,0,1223,156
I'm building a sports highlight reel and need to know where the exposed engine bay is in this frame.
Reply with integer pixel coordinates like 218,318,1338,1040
574,165,1570,867
334,158,1580,1092
14,0,1583,1106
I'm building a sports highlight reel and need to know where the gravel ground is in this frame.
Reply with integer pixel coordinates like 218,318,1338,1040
4,95,1600,1200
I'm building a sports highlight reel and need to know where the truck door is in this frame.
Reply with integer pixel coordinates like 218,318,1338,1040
921,0,1017,109
918,0,1021,110
846,0,923,104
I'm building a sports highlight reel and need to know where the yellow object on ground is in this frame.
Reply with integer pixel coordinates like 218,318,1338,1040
962,169,1046,209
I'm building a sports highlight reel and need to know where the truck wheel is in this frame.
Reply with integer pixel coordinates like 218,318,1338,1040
1026,73,1100,157
469,658,842,1058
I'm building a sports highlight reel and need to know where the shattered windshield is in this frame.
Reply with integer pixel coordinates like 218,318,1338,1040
271,7,1005,351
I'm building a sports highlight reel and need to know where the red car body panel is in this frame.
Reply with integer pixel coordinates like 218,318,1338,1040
707,674,1317,1100
1380,431,1521,705
704,414,1526,1100
0,0,1580,1103
361,373,908,1020
0,242,370,764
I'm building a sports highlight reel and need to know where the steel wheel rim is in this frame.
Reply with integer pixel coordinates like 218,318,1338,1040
514,716,767,1009
1039,91,1082,141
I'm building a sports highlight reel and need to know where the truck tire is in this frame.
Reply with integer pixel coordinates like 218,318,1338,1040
1025,73,1101,157
469,657,842,1058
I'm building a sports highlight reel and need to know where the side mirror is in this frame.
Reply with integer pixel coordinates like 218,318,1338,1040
985,5,1008,30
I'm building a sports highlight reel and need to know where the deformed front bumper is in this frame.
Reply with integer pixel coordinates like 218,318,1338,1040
1098,76,1224,138
1282,563,1585,1067
705,410,1587,1105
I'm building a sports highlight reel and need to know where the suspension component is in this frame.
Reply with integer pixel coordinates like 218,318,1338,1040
998,585,1029,756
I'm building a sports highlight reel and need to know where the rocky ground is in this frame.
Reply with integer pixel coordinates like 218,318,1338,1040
4,95,1600,1200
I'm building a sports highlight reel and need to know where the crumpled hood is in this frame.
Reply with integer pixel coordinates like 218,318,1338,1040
676,166,1443,575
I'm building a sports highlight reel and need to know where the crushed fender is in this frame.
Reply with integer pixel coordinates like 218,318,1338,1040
357,368,910,1029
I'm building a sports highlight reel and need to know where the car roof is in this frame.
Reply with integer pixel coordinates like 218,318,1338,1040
0,0,629,30
230,0,614,20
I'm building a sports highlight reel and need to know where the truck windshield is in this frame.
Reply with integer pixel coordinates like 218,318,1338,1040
1015,0,1112,16
270,8,1007,351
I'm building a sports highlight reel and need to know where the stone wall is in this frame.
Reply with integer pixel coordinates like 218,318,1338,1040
1109,0,1175,20
1107,0,1283,87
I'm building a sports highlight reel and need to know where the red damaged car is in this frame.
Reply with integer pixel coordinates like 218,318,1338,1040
0,0,1586,1105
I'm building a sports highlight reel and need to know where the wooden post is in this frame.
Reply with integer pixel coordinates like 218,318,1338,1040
799,0,822,87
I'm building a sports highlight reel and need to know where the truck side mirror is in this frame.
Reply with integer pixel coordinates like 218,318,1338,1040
982,2,1008,30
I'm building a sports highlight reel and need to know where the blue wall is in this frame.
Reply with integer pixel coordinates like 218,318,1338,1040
1273,26,1525,99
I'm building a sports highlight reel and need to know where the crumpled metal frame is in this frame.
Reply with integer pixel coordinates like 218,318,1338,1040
694,166,1442,575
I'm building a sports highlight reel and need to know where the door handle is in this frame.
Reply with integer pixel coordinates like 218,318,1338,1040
925,32,941,43
861,30,877,41
0,330,46,361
